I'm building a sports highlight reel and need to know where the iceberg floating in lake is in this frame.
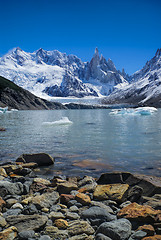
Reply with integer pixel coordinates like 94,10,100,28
42,117,73,126
0,107,8,113
110,107,158,116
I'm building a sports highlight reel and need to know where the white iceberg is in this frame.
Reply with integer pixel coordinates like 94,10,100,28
0,106,8,113
42,117,73,126
110,107,158,116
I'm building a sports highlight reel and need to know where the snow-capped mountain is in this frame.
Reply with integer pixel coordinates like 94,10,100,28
102,49,161,107
0,47,127,98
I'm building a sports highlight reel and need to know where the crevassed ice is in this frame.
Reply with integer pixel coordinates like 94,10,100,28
110,107,158,116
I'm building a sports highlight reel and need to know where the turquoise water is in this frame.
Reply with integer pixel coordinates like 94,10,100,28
0,109,161,177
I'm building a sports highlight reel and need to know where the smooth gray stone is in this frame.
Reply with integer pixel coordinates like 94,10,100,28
96,218,132,240
18,230,35,239
81,206,116,226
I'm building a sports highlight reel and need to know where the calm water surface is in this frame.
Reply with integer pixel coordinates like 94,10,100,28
0,109,161,177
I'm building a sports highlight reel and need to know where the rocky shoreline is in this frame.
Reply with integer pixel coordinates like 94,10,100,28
1,153,161,239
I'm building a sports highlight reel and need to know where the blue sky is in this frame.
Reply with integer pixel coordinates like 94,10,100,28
0,0,161,74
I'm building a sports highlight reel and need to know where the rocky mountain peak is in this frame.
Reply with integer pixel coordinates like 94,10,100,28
155,48,161,58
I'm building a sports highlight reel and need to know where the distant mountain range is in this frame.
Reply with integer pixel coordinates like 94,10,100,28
0,47,161,107
102,49,161,107
0,47,127,98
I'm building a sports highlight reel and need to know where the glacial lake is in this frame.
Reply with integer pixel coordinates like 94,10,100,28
1,109,161,177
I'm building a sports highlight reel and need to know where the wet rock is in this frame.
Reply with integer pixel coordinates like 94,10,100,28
93,184,129,202
0,181,24,197
96,218,132,240
16,162,38,169
16,153,54,166
57,182,78,194
118,202,161,223
0,226,17,240
75,192,91,205
97,172,127,184
54,219,68,229
68,220,95,236
81,206,116,226
6,214,48,232
18,230,35,239
137,224,155,236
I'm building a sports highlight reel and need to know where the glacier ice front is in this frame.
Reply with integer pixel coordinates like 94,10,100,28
110,107,158,116
42,117,73,126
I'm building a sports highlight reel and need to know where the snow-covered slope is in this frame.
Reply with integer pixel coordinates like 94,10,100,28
102,49,161,107
0,47,127,98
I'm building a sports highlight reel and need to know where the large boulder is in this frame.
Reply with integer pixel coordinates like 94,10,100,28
96,218,132,240
6,214,48,232
0,181,24,197
81,206,116,226
16,153,54,166
93,184,129,202
118,202,161,224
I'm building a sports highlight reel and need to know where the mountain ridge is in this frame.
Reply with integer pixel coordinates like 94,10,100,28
0,47,127,98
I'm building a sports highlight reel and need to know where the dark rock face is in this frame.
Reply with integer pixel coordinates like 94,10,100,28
16,153,54,166
0,76,66,110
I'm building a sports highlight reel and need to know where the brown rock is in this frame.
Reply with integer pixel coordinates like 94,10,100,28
0,226,17,240
16,162,38,169
75,193,91,205
57,182,78,194
33,177,51,185
0,197,6,211
138,224,155,236
60,194,75,204
54,219,68,229
142,236,161,240
68,220,95,236
118,202,160,223
0,128,6,131
93,184,129,202
16,153,54,166
0,168,8,177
